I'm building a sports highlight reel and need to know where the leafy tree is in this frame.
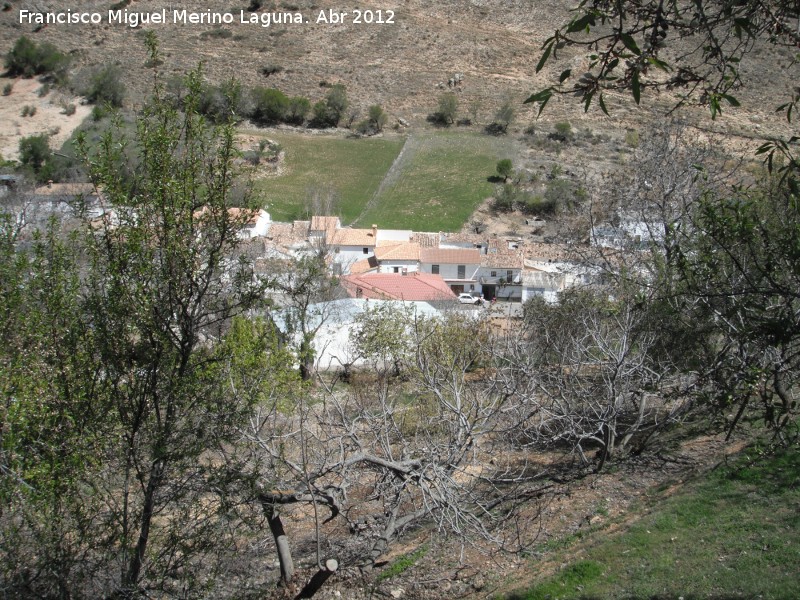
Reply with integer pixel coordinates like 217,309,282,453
1,36,272,598
18,134,51,175
488,99,515,133
85,64,126,107
4,36,69,81
251,86,289,124
434,92,458,125
496,158,513,181
286,95,311,125
198,78,246,123
324,84,348,126
367,104,388,132
528,0,800,118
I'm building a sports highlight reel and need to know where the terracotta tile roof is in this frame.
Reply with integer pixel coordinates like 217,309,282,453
330,228,377,247
411,232,440,248
341,272,457,302
481,249,524,269
349,257,378,274
441,231,485,245
310,215,340,236
266,221,308,247
227,207,267,226
374,242,420,262
419,248,481,265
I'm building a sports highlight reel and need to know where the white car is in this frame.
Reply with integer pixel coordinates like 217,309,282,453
458,293,480,305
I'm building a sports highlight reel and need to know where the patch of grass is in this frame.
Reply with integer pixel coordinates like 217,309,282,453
357,132,513,231
251,131,404,224
376,545,428,582
505,443,800,600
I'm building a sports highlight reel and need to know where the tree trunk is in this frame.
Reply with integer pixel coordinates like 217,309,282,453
263,504,295,584
296,559,338,599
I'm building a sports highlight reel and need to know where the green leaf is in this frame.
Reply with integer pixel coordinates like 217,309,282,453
536,41,553,74
566,13,594,33
620,33,640,55
631,71,641,105
559,69,572,83
524,88,553,105
583,90,594,112
598,93,609,116
721,94,740,107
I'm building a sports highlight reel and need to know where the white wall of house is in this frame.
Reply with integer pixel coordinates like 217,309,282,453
419,262,480,281
376,229,412,243
333,245,374,272
377,260,419,274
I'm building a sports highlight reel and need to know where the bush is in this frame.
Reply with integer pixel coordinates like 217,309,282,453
431,92,458,125
368,104,388,132
625,128,640,148
550,120,573,142
18,134,51,173
37,83,50,97
285,96,310,125
198,79,246,124
21,105,37,117
261,63,283,77
521,195,557,216
251,87,289,124
5,36,69,81
309,84,348,127
496,158,513,181
492,183,518,212
63,103,77,116
2,83,11,96
85,65,126,107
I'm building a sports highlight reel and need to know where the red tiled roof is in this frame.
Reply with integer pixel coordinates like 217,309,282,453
341,272,457,302
419,247,481,265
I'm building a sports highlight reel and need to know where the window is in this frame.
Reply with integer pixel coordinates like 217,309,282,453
393,267,399,273
363,247,369,254
507,270,513,281
457,265,466,279
431,264,440,275
491,271,497,277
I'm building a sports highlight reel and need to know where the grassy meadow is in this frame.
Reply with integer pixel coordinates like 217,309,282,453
250,131,404,225
504,443,800,600
249,130,515,231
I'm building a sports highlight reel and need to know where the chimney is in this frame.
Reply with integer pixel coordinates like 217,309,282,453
371,224,377,239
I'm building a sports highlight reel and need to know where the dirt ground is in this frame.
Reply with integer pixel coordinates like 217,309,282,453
0,77,91,161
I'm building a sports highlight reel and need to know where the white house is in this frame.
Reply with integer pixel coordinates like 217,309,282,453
419,247,481,295
329,224,378,273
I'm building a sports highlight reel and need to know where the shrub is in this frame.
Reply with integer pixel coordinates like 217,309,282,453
521,195,557,216
198,79,245,123
5,36,69,81
549,120,573,142
2,82,11,96
85,65,126,107
251,87,289,124
309,85,348,127
37,83,50,97
285,96,310,125
490,99,515,134
63,103,77,116
625,128,640,148
431,92,458,125
21,105,37,117
367,104,388,132
19,134,51,173
91,105,106,122
492,183,518,212
496,158,513,181
261,63,284,77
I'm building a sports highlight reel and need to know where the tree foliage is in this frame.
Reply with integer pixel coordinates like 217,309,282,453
4,36,69,81
1,36,274,598
528,0,800,118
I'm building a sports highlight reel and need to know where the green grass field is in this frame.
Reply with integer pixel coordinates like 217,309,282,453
249,131,404,225
249,129,515,232
504,443,800,600
355,131,515,232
